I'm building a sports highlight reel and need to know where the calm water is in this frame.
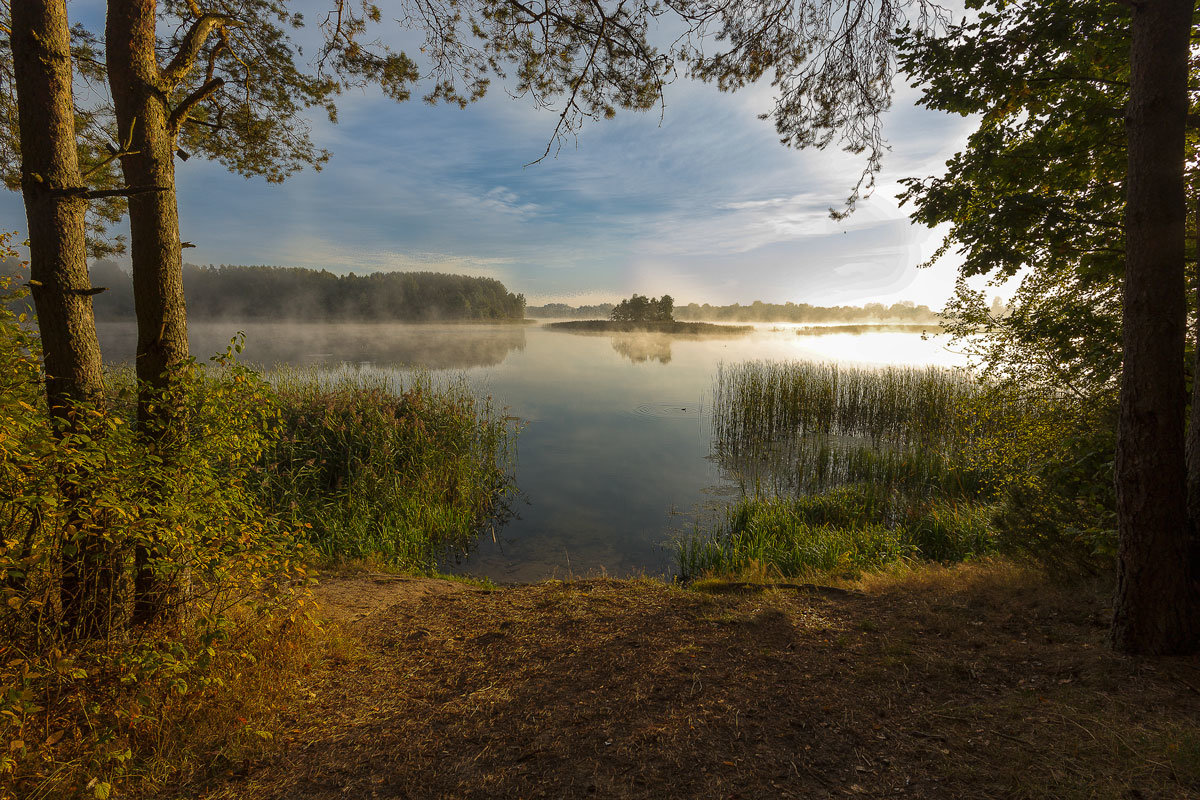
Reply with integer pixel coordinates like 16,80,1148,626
96,320,967,581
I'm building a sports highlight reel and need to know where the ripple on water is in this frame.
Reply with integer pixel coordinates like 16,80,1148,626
633,401,700,420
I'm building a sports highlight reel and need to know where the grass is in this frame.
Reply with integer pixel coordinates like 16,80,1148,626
677,486,996,581
685,361,1059,580
712,360,989,456
258,368,517,570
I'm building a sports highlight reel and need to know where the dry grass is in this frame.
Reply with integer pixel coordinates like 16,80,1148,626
181,563,1199,800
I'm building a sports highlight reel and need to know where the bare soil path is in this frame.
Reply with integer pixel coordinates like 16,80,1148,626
197,565,1200,799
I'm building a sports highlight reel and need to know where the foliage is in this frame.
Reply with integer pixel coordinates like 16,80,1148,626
525,302,618,319
896,0,1198,400
891,1,1200,594
258,369,517,570
610,293,674,323
0,249,310,796
0,248,517,794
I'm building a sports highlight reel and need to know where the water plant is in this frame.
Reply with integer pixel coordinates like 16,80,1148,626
677,487,996,580
258,368,517,570
684,360,1073,580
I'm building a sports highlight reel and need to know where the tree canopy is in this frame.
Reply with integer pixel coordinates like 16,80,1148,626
610,293,674,322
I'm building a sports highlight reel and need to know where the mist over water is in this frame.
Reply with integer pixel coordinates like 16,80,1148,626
95,320,967,581
96,321,527,370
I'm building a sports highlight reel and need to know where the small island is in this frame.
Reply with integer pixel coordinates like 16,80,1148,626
546,294,753,334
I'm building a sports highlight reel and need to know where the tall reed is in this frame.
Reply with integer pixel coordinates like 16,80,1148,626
257,369,517,569
710,360,1047,500
682,360,1056,579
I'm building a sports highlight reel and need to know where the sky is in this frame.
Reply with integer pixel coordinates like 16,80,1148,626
0,2,980,308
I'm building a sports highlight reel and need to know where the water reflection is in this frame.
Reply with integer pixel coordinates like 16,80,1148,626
611,333,673,364
89,320,968,581
96,321,527,369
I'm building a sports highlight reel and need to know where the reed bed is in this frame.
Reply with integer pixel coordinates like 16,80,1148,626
710,361,1047,498
257,369,517,569
713,361,983,454
683,361,1050,579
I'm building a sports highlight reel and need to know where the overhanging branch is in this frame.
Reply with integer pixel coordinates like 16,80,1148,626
51,185,169,200
169,76,225,133
161,13,238,88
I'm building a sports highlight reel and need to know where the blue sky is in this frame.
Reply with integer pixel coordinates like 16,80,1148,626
1,2,978,307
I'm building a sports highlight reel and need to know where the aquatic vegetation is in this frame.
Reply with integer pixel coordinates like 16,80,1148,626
710,360,1062,497
676,488,996,580
260,369,518,570
684,360,1072,579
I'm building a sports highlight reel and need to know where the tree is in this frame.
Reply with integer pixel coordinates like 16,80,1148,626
610,293,674,322
103,0,366,620
1112,0,1198,654
897,0,1133,400
7,1,118,637
3,0,700,629
899,0,1200,653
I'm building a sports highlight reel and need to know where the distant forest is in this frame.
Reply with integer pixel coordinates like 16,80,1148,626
2,260,527,322
527,299,941,323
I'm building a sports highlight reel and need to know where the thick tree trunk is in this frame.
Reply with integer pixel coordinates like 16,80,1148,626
1113,0,1200,655
10,0,113,638
1189,193,1200,581
106,0,191,625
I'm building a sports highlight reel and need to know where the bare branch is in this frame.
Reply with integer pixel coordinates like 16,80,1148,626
161,13,238,88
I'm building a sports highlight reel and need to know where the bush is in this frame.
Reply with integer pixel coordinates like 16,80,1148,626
0,238,310,796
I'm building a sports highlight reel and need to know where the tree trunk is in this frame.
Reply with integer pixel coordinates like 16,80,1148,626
106,0,191,625
1189,192,1200,583
1113,0,1200,655
10,0,114,638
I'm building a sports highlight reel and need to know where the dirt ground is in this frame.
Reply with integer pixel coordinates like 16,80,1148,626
193,564,1200,799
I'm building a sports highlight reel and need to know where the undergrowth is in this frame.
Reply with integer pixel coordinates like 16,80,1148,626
0,232,517,798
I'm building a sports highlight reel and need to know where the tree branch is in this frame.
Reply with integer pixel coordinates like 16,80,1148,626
169,76,225,133
161,13,237,88
51,185,169,200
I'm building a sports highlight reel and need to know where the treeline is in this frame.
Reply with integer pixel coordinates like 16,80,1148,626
526,302,617,319
179,265,526,321
2,260,527,322
528,299,940,323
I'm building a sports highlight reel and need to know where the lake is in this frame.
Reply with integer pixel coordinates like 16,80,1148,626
96,320,967,582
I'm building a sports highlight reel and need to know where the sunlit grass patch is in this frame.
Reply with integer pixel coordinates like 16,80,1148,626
677,488,996,581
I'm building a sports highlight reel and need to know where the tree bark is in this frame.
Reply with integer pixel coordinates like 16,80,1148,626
1113,0,1200,655
106,0,192,625
1189,192,1200,584
10,0,113,638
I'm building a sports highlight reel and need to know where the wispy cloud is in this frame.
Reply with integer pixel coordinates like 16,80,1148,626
0,28,981,309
